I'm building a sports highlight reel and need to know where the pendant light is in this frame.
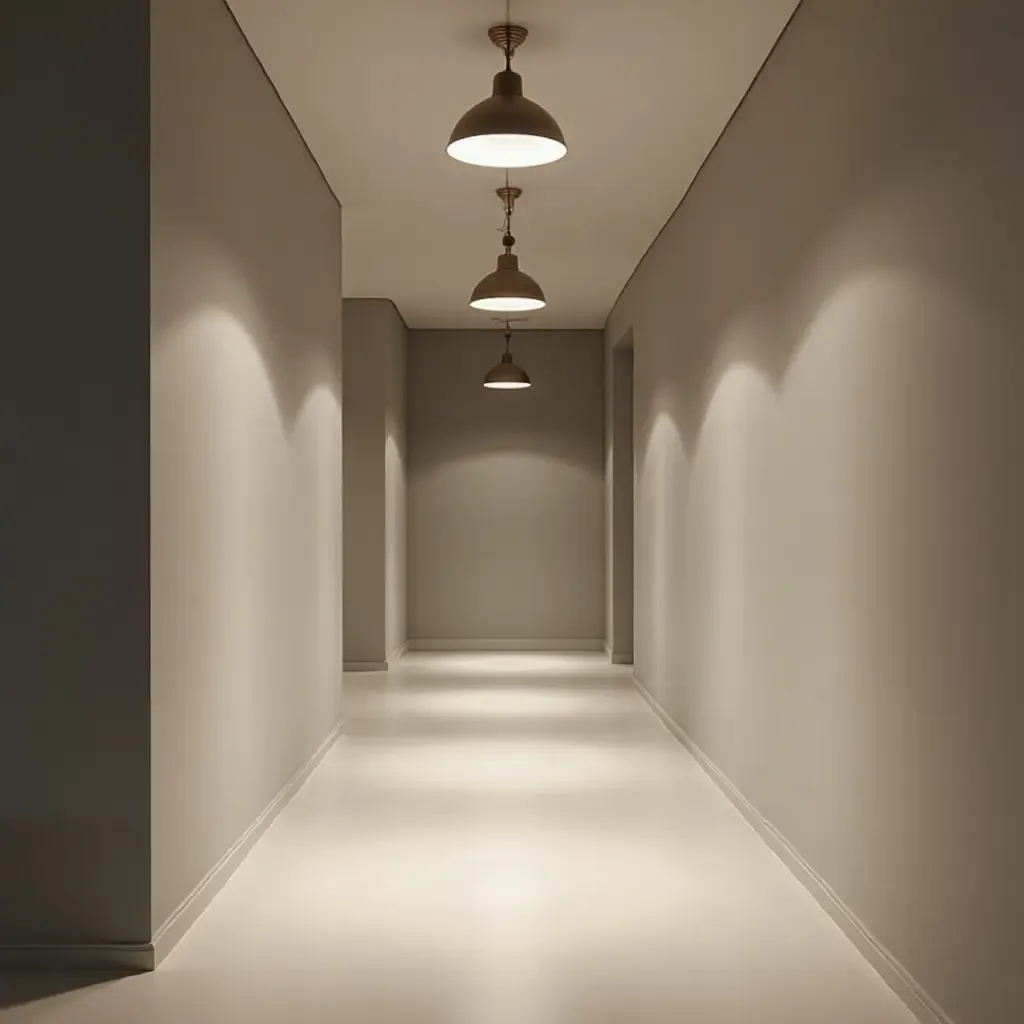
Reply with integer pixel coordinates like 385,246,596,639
484,320,531,390
470,180,546,312
446,12,566,169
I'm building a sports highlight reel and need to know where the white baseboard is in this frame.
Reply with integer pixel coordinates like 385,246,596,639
150,718,345,966
630,674,953,1024
344,644,406,673
603,640,633,665
407,638,606,652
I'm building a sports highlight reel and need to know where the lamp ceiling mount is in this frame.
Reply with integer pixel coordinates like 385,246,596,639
487,23,528,56
496,185,522,212
445,9,566,168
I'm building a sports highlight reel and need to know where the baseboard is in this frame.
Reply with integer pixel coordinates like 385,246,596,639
0,719,345,973
603,641,633,665
407,638,606,652
344,645,406,672
150,717,345,967
630,675,953,1024
0,942,155,973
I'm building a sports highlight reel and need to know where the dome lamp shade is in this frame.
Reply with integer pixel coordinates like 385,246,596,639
447,24,566,169
469,182,547,312
470,253,545,312
484,324,532,389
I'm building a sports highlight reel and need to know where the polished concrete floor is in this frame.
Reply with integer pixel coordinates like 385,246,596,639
0,654,916,1023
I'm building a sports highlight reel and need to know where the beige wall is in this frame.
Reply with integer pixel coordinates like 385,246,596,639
606,3,1023,1023
385,316,408,658
342,301,387,665
607,342,634,663
151,0,343,939
408,330,605,646
1,2,152,949
342,299,407,666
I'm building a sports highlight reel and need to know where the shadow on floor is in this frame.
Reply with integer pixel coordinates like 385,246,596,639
0,971,129,1010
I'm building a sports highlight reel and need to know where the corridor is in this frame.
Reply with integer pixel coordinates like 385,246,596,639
1,654,916,1023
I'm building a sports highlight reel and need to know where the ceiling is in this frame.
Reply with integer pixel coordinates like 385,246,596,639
227,0,797,329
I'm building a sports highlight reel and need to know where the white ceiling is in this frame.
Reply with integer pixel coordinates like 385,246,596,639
227,0,797,329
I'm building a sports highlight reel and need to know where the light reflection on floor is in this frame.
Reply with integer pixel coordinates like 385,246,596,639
0,654,916,1024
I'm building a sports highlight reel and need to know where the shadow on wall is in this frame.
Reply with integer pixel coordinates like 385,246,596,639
149,224,343,937
409,353,601,479
633,0,1024,706
151,223,341,426
625,5,1024,1020
635,0,1024,440
414,447,599,478
633,111,1024,728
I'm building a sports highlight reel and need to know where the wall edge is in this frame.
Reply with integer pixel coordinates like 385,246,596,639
630,674,955,1024
150,718,345,966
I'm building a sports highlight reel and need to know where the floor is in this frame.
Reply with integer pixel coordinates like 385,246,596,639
0,653,917,1023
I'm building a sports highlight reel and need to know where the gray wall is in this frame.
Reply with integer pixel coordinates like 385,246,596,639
606,342,634,663
151,0,343,937
1,2,152,948
342,299,407,666
606,3,1023,1023
408,330,605,646
342,301,387,665
385,316,408,658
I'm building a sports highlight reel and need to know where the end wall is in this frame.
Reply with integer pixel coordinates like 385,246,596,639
408,330,605,648
607,3,1023,1023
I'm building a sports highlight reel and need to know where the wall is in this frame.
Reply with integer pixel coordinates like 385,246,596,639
342,301,387,665
342,299,407,666
607,342,634,663
1,2,152,950
151,0,343,942
606,3,1023,1023
408,330,605,647
385,316,407,658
